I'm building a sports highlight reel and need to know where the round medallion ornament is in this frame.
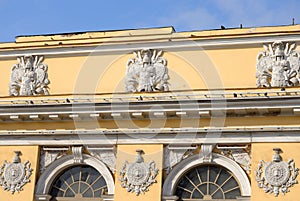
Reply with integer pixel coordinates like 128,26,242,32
255,148,299,197
120,150,159,196
4,163,25,185
127,163,150,186
0,151,33,194
265,162,290,187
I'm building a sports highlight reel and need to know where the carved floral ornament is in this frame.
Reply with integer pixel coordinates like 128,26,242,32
9,55,50,96
126,49,169,92
120,149,159,196
0,151,33,194
255,148,299,196
256,41,300,88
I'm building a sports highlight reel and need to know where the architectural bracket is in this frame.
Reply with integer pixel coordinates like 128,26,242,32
72,146,83,164
201,144,214,163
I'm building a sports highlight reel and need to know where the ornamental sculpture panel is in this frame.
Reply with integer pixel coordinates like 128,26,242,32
255,148,299,196
120,150,159,195
126,49,169,92
256,41,300,87
220,148,251,174
9,55,50,96
0,151,33,194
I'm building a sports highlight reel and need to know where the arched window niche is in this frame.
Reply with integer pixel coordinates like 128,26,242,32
162,153,251,201
35,154,114,201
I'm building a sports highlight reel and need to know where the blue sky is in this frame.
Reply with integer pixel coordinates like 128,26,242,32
0,0,300,42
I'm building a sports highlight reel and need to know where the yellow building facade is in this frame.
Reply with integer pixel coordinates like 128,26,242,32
0,25,300,201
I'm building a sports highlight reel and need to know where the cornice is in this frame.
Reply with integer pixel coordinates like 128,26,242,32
0,90,298,122
0,127,300,145
1,34,300,59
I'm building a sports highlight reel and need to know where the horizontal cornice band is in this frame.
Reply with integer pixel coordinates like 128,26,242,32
0,94,298,121
1,34,300,59
0,127,300,145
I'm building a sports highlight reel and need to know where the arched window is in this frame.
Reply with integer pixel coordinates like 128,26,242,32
50,165,108,200
35,154,115,201
162,153,251,201
175,165,241,200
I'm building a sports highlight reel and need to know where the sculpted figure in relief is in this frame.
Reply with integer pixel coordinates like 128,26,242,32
9,55,50,96
126,49,169,92
256,41,300,87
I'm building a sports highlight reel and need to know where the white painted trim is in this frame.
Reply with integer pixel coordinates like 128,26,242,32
35,154,115,196
3,133,300,145
2,129,300,145
1,126,300,135
162,153,251,197
0,34,300,59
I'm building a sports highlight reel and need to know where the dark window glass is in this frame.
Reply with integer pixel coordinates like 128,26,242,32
175,165,241,200
198,183,207,195
50,165,108,198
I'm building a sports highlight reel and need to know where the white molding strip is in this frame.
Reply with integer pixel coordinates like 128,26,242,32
0,34,300,59
0,127,300,145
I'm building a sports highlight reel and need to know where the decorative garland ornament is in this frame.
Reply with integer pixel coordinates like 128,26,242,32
255,148,299,196
120,149,159,195
0,151,33,194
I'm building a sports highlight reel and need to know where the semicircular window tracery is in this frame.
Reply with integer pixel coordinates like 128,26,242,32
50,165,108,199
175,165,241,200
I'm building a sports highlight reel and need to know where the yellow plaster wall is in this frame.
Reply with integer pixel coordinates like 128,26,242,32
0,146,39,201
205,47,259,88
251,143,300,201
0,44,297,97
114,144,163,201
1,25,300,96
0,59,13,96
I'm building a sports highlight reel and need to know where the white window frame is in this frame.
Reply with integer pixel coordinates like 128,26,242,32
162,153,251,200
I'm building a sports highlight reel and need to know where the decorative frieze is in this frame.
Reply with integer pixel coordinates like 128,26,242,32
120,149,159,195
256,41,300,88
255,148,299,196
0,151,33,194
88,146,117,172
9,55,50,96
39,147,68,174
218,145,251,174
126,49,169,92
163,145,196,174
